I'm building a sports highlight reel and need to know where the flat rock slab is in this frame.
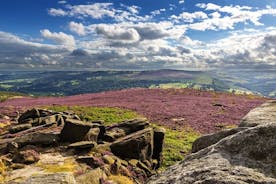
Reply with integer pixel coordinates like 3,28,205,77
240,100,276,127
68,141,97,149
14,132,59,147
22,173,76,184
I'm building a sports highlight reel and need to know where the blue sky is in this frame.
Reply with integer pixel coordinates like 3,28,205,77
0,0,276,70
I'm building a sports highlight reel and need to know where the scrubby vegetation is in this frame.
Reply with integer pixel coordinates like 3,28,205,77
0,91,25,102
46,106,142,126
0,158,7,183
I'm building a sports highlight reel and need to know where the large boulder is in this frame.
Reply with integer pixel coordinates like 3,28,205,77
192,127,247,153
148,101,276,184
59,119,93,142
110,128,153,161
104,118,149,142
240,100,276,128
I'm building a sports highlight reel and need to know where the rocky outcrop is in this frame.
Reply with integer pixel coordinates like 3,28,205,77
110,128,154,161
0,108,164,184
59,119,94,142
148,101,276,184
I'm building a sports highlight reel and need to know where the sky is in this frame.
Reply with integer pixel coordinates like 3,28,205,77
0,0,276,71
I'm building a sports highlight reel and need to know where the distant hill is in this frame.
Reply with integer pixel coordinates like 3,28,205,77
0,70,262,96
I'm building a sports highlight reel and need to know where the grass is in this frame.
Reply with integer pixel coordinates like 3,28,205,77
0,91,26,102
45,106,142,126
36,158,78,173
161,127,200,169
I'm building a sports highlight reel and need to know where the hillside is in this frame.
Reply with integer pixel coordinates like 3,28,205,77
0,70,261,97
0,88,267,183
0,88,265,134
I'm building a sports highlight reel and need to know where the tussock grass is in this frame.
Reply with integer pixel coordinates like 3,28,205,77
45,106,141,126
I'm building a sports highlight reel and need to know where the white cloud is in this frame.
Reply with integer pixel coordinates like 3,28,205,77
40,29,75,49
179,0,185,4
189,3,276,31
68,3,115,19
69,21,86,36
95,24,140,42
58,1,66,4
0,31,69,70
48,8,67,16
171,11,208,23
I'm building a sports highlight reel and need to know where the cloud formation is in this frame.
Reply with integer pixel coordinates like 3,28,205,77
40,29,75,49
69,21,86,36
1,2,276,71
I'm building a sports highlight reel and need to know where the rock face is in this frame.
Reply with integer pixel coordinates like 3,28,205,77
59,119,93,142
148,101,276,184
110,128,153,161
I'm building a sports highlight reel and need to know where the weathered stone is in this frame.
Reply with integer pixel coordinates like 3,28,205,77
68,141,97,150
239,100,276,127
192,127,247,153
102,155,115,165
76,168,107,184
14,132,59,147
9,124,32,134
110,128,153,161
83,128,100,142
148,102,276,184
23,173,76,184
76,156,105,168
19,118,33,125
104,118,149,142
31,118,42,126
55,114,64,126
152,127,165,169
13,149,40,164
60,119,93,142
7,142,19,154
11,163,25,170
32,115,57,127
18,108,40,123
